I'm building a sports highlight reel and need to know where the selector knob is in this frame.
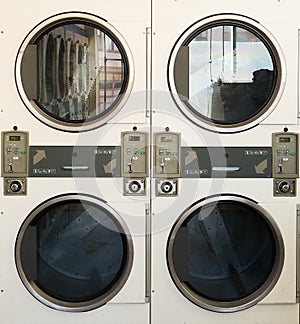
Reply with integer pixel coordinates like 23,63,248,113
160,181,173,194
278,181,291,193
9,180,22,193
124,179,145,196
128,180,142,193
157,179,177,196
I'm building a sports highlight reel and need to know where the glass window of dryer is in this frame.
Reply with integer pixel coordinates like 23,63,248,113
17,14,132,131
170,18,282,130
15,195,133,311
167,197,284,312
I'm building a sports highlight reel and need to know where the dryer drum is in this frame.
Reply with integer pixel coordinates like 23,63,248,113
168,15,284,133
15,194,133,312
16,12,133,132
167,196,284,312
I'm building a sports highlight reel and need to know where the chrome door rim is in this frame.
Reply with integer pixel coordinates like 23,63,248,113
167,14,286,134
167,194,284,312
15,11,134,133
15,193,134,312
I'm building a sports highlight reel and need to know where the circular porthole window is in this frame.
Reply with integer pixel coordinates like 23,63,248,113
167,195,284,312
16,12,134,132
15,194,133,312
168,15,285,133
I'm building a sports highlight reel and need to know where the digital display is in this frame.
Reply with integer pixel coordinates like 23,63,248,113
161,136,173,142
9,135,21,141
279,137,290,143
129,136,140,142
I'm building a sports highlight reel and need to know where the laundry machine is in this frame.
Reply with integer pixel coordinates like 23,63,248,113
151,0,299,135
0,4,152,320
0,0,151,145
149,107,300,323
151,176,299,323
0,100,150,324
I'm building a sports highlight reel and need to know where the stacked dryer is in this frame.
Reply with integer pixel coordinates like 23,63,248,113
1,1,300,323
0,1,151,324
151,1,300,323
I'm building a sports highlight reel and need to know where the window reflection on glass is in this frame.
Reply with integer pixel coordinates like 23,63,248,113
22,22,127,123
174,24,277,125
171,201,276,303
20,201,127,302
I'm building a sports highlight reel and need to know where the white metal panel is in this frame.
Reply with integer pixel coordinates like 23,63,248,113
152,0,299,133
260,204,296,303
151,178,298,323
0,0,150,141
0,178,149,323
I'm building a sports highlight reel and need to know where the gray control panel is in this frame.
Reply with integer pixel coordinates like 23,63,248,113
121,132,148,178
2,131,29,177
154,132,181,178
272,132,298,178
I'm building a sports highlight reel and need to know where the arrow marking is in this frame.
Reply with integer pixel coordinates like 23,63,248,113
185,151,198,166
254,159,268,174
104,159,117,173
33,150,47,165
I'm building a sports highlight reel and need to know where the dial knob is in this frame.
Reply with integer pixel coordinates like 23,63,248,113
160,181,173,194
10,180,22,193
128,180,142,193
278,181,291,193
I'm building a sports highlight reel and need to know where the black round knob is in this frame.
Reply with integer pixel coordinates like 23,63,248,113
10,180,22,193
161,181,173,194
128,181,141,193
278,181,291,193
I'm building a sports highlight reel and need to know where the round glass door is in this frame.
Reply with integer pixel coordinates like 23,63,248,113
168,15,285,133
16,12,133,132
15,194,133,312
167,195,284,312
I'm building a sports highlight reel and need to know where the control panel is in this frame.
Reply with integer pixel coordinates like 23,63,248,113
121,132,148,178
154,132,181,178
2,131,29,177
272,132,298,178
